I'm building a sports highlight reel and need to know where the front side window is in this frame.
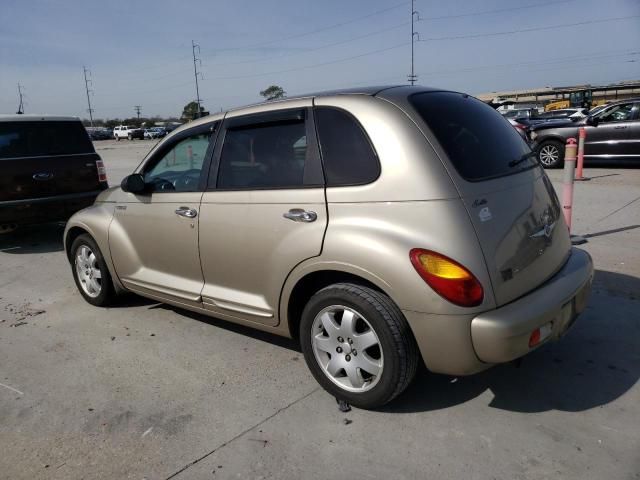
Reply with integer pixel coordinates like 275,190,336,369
143,130,212,192
596,103,634,123
217,120,307,189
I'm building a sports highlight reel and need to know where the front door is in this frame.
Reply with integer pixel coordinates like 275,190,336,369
585,101,637,159
198,105,327,326
109,123,218,304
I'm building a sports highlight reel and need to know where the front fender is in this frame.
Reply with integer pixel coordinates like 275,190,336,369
64,203,123,292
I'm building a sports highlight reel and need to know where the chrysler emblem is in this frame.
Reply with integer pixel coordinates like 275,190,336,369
530,220,556,239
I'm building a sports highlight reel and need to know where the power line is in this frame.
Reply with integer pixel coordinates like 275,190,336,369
16,84,25,114
200,1,410,57
204,41,411,81
421,0,577,21
83,66,94,127
421,14,640,42
208,20,412,67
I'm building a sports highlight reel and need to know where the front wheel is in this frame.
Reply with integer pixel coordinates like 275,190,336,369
537,140,565,168
300,283,419,409
70,234,115,307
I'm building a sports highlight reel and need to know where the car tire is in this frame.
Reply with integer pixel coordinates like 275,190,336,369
537,139,565,168
70,234,115,307
300,283,419,409
128,134,132,141
115,135,120,141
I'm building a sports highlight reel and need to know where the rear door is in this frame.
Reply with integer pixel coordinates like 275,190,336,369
409,91,572,307
0,120,102,203
198,104,326,326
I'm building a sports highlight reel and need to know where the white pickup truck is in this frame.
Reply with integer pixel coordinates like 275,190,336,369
113,125,144,141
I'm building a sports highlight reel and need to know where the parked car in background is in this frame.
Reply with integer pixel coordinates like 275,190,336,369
143,127,167,139
502,108,540,120
0,115,108,232
536,108,588,120
86,127,113,141
507,118,529,141
64,86,593,408
113,125,144,140
531,97,640,167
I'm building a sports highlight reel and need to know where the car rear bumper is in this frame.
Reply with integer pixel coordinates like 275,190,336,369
0,189,104,226
471,248,593,363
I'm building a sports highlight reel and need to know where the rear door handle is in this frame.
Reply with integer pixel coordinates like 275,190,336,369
283,208,317,223
175,207,198,218
613,125,627,129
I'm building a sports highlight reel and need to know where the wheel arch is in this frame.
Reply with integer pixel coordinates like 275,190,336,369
282,264,393,340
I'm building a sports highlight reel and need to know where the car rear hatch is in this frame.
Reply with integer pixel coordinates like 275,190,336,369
0,120,105,203
408,91,572,307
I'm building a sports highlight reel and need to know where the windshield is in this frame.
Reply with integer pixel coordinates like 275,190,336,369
410,91,534,181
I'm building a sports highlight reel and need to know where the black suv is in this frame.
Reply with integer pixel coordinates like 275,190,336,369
530,98,640,167
0,116,108,232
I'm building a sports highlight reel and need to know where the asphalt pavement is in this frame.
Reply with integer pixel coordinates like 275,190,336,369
1,141,638,479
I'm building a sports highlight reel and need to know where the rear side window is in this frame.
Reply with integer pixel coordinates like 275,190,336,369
410,92,532,181
315,107,379,186
217,120,308,189
0,121,94,159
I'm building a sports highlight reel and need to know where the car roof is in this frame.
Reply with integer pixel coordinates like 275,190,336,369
180,85,441,133
0,114,80,122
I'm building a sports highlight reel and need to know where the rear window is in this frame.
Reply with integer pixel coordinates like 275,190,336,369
0,121,94,159
410,92,533,180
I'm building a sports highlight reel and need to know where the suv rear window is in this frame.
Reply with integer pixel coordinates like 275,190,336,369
0,121,94,159
410,92,533,180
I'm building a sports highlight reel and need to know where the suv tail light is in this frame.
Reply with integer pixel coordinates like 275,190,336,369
409,249,484,307
96,159,108,183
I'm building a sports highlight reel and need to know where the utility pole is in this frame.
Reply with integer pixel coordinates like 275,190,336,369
83,66,95,127
134,105,142,120
191,40,203,119
408,0,420,86
16,84,25,114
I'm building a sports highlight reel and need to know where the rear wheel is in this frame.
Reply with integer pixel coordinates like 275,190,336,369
300,283,419,409
537,139,564,168
70,234,115,307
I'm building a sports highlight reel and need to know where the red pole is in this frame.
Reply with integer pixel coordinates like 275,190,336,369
561,138,578,231
575,127,588,181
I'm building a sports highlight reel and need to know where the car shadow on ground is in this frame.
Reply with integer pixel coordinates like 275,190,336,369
154,303,300,352
0,223,65,254
145,270,639,414
383,269,640,414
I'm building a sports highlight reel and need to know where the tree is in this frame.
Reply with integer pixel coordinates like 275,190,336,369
181,101,206,121
260,85,286,101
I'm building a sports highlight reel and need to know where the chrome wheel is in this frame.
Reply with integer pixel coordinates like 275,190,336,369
311,305,383,393
74,245,102,298
539,144,560,166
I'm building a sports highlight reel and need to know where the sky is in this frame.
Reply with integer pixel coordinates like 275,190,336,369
1,0,639,119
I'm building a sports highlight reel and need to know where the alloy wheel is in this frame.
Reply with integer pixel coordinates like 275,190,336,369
311,305,384,393
539,144,560,166
74,245,102,298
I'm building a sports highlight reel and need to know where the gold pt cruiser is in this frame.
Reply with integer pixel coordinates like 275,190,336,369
65,86,594,408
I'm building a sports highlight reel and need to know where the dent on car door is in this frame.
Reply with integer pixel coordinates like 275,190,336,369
198,105,327,326
108,123,218,304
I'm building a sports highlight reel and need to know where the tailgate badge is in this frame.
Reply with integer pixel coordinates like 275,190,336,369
530,210,556,239
478,207,492,222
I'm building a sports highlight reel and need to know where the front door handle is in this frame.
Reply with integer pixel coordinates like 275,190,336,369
283,208,317,223
613,125,627,129
175,207,198,218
